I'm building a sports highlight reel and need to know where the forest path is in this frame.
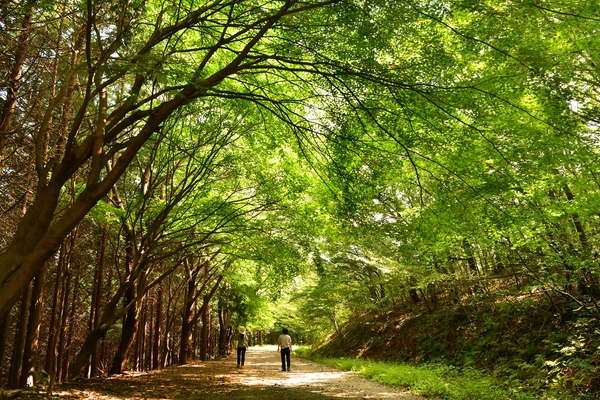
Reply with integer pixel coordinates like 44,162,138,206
39,346,425,399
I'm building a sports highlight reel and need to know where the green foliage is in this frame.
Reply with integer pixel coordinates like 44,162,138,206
314,358,538,400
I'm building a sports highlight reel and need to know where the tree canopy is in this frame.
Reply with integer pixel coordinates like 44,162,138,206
0,0,599,395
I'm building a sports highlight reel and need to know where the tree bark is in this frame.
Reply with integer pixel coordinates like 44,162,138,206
61,269,81,381
0,1,34,167
146,299,153,371
54,266,72,383
7,285,30,389
153,289,162,370
0,313,10,383
110,280,141,375
19,267,46,388
217,299,232,357
200,295,210,362
90,226,106,377
45,244,64,376
179,267,198,365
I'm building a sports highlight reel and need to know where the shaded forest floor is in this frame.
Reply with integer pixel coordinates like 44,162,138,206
20,346,424,399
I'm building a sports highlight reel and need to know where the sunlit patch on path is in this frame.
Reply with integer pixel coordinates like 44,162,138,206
223,346,422,399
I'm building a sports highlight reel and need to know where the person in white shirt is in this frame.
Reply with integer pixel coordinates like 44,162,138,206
277,328,293,371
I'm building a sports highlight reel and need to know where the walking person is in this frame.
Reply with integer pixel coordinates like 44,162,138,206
232,326,249,368
277,328,293,371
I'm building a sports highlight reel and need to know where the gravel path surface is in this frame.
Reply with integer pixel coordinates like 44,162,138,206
23,346,425,399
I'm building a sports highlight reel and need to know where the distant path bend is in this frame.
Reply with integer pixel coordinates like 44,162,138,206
39,345,425,399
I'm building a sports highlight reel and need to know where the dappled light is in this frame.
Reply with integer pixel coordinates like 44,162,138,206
40,346,420,400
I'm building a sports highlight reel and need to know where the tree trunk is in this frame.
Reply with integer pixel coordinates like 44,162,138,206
179,278,196,365
200,296,209,362
61,270,81,381
0,1,34,167
0,95,188,321
153,289,162,370
110,282,140,375
146,299,153,371
161,294,173,369
71,252,149,377
45,244,65,376
20,267,46,388
135,299,147,371
0,313,10,383
7,285,31,389
54,268,72,384
90,226,106,377
217,301,232,357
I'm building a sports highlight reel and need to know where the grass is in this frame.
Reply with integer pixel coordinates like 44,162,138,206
302,356,541,400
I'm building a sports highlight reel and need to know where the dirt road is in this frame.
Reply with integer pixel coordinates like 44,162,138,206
33,346,425,399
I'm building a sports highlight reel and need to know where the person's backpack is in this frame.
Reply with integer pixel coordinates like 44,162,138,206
237,333,248,348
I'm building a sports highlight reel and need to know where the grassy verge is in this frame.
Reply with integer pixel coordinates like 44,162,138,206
295,350,540,400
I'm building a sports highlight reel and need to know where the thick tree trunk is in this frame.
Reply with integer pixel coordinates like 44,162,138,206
0,0,295,325
179,277,196,365
217,302,232,357
179,314,194,365
0,97,186,320
71,293,124,377
71,254,148,377
110,283,140,375
109,220,143,375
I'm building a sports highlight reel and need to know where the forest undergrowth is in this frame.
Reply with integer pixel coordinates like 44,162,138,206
311,293,600,399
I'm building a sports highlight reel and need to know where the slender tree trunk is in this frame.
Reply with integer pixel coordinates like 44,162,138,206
45,245,65,376
20,267,46,388
179,280,195,365
169,333,175,366
0,313,10,383
146,299,153,371
153,289,162,370
0,1,34,167
134,299,146,371
54,267,72,384
7,285,31,389
61,270,81,381
192,311,198,361
89,227,105,377
161,303,170,368
90,237,105,377
200,295,209,362
162,290,175,368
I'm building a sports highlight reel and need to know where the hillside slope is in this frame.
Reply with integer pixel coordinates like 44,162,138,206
314,296,600,398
